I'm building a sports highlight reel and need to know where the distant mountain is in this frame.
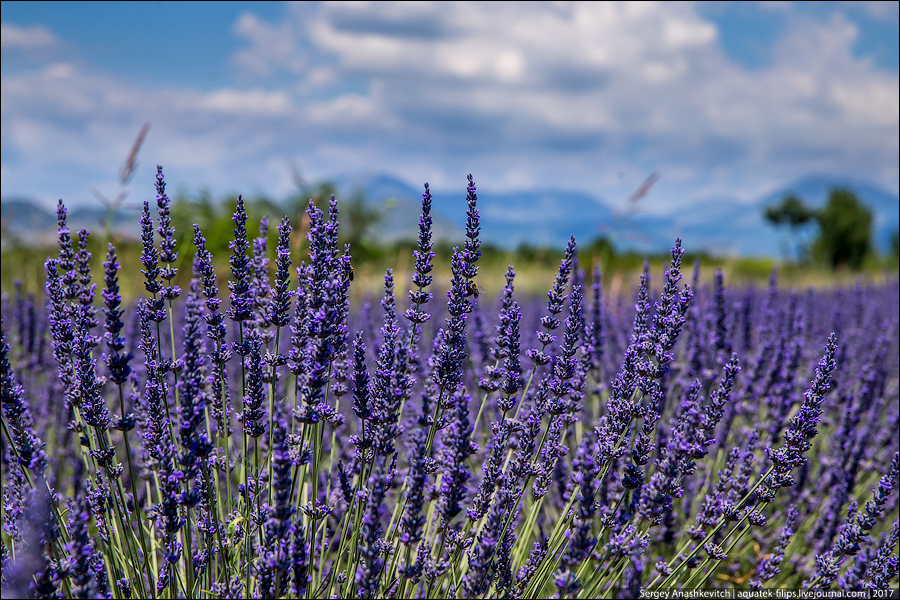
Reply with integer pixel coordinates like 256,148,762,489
329,173,463,244
329,173,614,250
4,174,897,257
476,189,614,249
331,173,897,257
1,197,142,247
639,175,900,257
2,197,57,231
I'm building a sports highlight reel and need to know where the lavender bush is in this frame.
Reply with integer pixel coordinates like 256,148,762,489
1,168,898,599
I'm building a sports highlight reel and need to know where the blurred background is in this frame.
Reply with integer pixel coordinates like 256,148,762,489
2,1,898,295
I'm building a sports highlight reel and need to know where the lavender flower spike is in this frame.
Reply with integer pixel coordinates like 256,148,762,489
406,182,435,325
268,216,294,329
140,201,166,323
433,248,471,393
1,327,47,472
102,243,133,385
228,195,253,325
461,174,481,280
243,341,266,439
155,166,180,301
767,332,838,487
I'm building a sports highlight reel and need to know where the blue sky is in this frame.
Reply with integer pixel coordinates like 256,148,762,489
2,1,898,216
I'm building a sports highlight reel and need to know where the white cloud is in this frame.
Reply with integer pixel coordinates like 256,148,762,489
0,22,58,50
200,89,292,115
1,2,897,216
290,1,897,204
842,1,899,21
0,64,315,206
231,12,305,77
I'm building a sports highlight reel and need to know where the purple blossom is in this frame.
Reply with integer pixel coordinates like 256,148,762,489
140,201,166,323
406,183,435,325
1,328,46,472
2,167,898,600
155,166,180,301
242,341,266,439
766,333,838,483
268,216,294,328
102,244,132,385
228,195,253,325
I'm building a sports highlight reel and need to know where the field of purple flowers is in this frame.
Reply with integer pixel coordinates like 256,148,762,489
1,167,898,599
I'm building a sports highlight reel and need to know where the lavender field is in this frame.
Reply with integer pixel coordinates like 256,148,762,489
1,169,898,599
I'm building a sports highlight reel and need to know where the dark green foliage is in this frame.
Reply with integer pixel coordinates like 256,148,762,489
765,194,816,263
812,188,873,269
764,188,874,270
171,190,282,261
765,194,816,228
343,188,383,247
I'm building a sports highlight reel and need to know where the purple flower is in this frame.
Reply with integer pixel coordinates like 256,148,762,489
766,333,838,483
352,332,372,424
561,430,599,570
500,302,523,407
370,270,410,457
462,482,516,597
548,285,584,404
75,229,98,344
514,541,548,596
75,302,109,432
228,195,253,325
289,515,309,597
262,418,294,595
864,520,899,589
194,230,232,445
243,341,266,439
399,395,435,548
527,236,576,366
646,239,691,376
0,328,46,472
176,280,212,479
268,216,294,328
155,166,180,301
406,183,435,325
140,201,166,324
102,243,133,385
433,249,472,393
250,214,271,327
437,391,477,525
138,302,183,537
293,197,344,423
490,265,517,363
461,174,481,280
357,463,390,598
45,259,78,408
697,353,740,452
65,498,101,599
56,199,79,304
468,419,516,521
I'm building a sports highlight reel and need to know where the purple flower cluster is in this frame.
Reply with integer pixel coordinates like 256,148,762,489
1,171,898,599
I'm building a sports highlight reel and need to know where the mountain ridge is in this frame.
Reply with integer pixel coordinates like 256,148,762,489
3,174,897,257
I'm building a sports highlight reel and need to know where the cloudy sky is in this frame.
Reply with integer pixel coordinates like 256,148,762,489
2,1,898,215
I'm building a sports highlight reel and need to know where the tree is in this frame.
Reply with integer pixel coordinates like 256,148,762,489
812,188,872,269
764,194,816,228
343,188,382,247
763,188,873,270
764,194,815,262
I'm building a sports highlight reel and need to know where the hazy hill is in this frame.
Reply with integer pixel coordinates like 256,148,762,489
3,174,897,257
